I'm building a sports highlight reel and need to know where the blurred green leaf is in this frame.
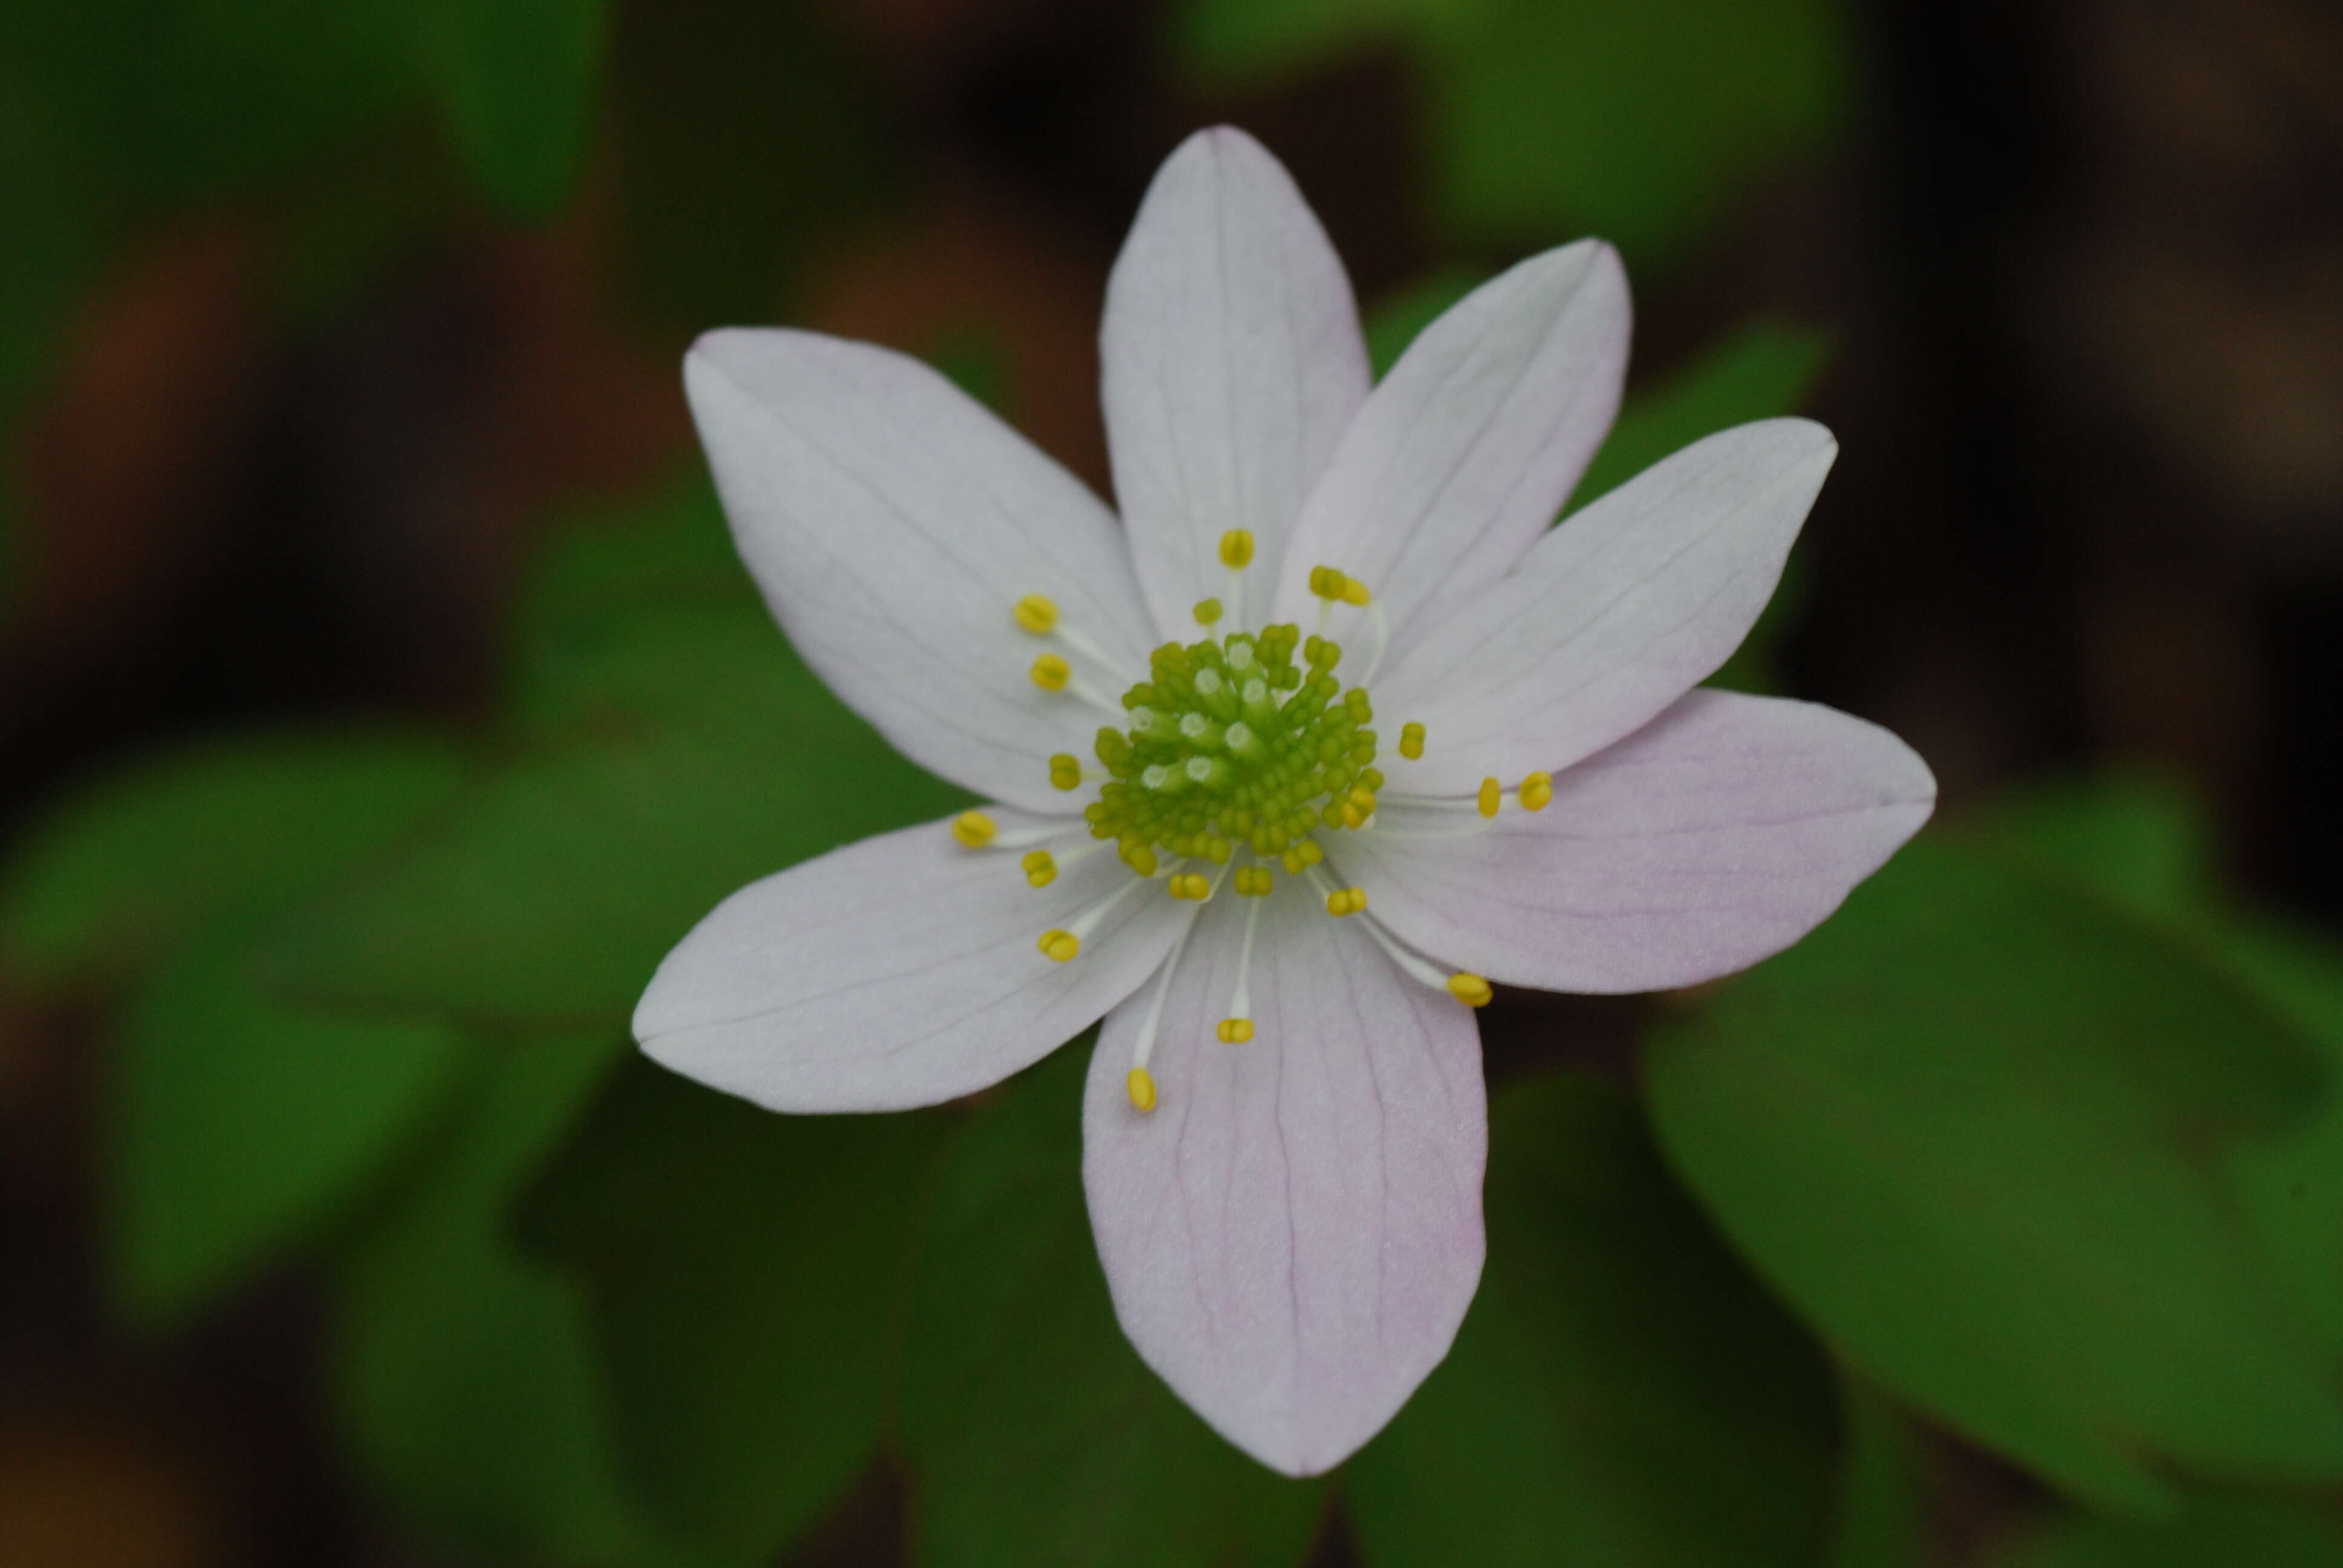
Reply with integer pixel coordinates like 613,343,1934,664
511,477,759,667
522,1054,945,1563
1423,0,1847,260
114,937,465,1324
1362,267,1486,379
1176,0,1846,263
1967,777,2343,1359
1345,1071,1838,1568
261,688,968,1026
2,0,418,208
1985,1495,2343,1568
1965,773,2218,928
607,0,896,327
1647,838,2343,1512
2,730,465,987
900,1047,1327,1568
1568,320,1832,514
1828,1387,1930,1568
334,1028,657,1560
418,0,606,218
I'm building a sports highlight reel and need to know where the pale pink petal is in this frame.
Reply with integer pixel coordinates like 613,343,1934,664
1376,419,1837,794
637,812,1188,1112
1081,880,1487,1475
686,331,1155,812
1269,242,1629,659
1103,127,1371,639
1332,691,1935,994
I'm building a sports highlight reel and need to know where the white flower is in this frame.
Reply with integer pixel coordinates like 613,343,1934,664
635,126,1935,1475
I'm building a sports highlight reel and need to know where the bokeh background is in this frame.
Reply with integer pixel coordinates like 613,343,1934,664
4,1,2342,1565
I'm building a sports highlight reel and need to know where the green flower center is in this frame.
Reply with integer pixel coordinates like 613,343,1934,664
1053,624,1381,880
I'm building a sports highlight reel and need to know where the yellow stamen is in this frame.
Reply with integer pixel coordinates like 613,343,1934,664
1031,652,1072,691
1325,886,1367,918
1127,1067,1158,1111
1308,564,1346,599
1168,872,1210,901
1014,593,1059,635
1399,722,1425,760
1039,929,1080,962
1193,598,1223,627
1218,530,1255,569
1049,753,1083,791
1234,866,1273,897
951,811,997,848
1340,577,1371,607
1519,771,1553,811
1022,849,1057,888
1478,777,1501,817
1217,1018,1254,1044
1447,973,1494,1007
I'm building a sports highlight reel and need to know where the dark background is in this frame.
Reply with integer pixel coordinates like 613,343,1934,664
2,1,2339,1562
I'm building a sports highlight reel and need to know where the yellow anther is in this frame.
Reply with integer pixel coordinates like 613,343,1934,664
1447,973,1494,1008
1308,564,1347,599
1217,1019,1254,1044
1039,929,1080,962
1022,849,1057,888
1325,886,1367,918
1031,652,1072,691
1014,593,1059,635
1193,598,1223,626
1219,529,1255,569
1127,1067,1158,1112
1340,577,1372,607
1340,800,1367,829
951,811,997,848
1121,842,1159,879
1478,777,1502,818
1400,722,1426,760
1234,866,1273,897
1349,787,1377,815
1519,771,1554,812
1049,753,1083,791
1168,872,1210,901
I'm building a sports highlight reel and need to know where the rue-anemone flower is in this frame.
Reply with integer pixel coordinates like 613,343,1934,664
635,126,1936,1476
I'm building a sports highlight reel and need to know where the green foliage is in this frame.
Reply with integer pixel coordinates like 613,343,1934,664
605,0,897,328
418,0,608,217
1985,1495,2343,1568
1345,1071,1840,1568
1826,1390,1930,1568
116,936,464,1324
1177,0,1849,264
333,1030,650,1558
899,1048,1328,1568
1971,775,2343,1359
1647,837,2343,1512
2,730,464,985
0,732,472,1324
1567,321,1832,513
522,1054,947,1563
1362,267,1485,378
263,483,968,1027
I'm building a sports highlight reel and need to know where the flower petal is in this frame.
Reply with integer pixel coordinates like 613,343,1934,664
1332,691,1936,995
636,812,1190,1112
1103,127,1372,639
1270,241,1629,656
1081,881,1487,1475
1376,419,1837,794
686,330,1156,811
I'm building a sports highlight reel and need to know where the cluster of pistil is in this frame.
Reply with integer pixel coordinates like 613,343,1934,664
951,529,1522,1113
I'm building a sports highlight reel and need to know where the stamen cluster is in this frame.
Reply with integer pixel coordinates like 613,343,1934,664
1054,625,1381,879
